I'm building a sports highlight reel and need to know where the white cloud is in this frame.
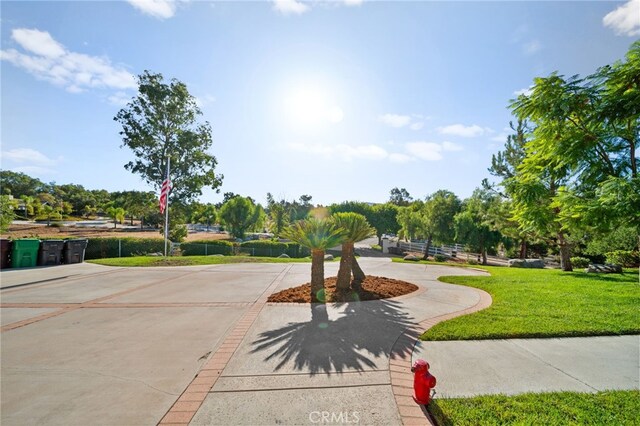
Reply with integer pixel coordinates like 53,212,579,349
1,148,59,166
11,28,65,58
273,0,363,15
513,86,533,97
490,126,511,143
127,0,180,20
389,153,413,163
379,113,411,128
273,0,310,15
1,28,136,94
194,94,216,109
603,0,640,36
379,113,425,130
405,142,444,161
289,143,388,162
437,124,492,138
441,141,463,152
523,40,542,55
108,91,131,106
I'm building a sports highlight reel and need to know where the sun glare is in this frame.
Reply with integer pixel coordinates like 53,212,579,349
283,86,343,129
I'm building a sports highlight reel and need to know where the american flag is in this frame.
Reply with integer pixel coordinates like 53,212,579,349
159,178,171,214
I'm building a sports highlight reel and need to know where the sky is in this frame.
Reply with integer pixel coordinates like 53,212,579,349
1,0,638,207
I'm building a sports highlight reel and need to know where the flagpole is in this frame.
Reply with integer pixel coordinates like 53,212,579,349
164,156,170,257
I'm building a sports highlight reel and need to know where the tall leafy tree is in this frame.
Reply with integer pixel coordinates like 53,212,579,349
114,70,223,205
282,219,345,303
192,203,217,231
218,196,262,239
485,120,535,258
454,189,503,265
420,190,461,260
0,171,48,197
389,187,413,206
0,195,15,232
396,202,423,241
369,203,400,245
509,41,640,269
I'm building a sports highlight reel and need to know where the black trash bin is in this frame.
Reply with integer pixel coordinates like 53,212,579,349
0,239,12,269
38,240,65,266
63,239,88,264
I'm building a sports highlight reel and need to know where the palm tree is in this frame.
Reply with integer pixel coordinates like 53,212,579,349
332,213,376,293
106,207,126,229
282,218,345,303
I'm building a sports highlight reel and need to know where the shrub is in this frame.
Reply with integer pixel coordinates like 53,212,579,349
169,224,188,243
467,259,479,265
570,256,591,268
605,250,640,267
180,240,234,256
371,244,382,251
434,254,447,262
85,238,166,259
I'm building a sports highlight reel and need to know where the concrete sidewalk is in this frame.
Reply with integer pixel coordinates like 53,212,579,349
2,259,638,426
412,335,640,398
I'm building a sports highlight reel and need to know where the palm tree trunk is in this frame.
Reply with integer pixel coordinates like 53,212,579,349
336,242,354,292
351,255,366,290
310,249,326,303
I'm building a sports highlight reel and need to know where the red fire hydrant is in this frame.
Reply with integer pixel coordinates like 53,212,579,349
411,359,436,405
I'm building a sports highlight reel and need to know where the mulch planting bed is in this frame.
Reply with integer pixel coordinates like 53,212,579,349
268,275,419,303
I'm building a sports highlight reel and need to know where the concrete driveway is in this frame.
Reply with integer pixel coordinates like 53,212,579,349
0,259,487,425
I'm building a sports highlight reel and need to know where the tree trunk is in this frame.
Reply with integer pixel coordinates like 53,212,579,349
130,216,134,226
558,232,573,271
351,256,366,290
519,239,527,259
628,122,636,178
481,247,488,265
336,242,354,293
422,235,433,260
310,249,326,303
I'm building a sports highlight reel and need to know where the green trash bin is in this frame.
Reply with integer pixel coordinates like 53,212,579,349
11,239,40,268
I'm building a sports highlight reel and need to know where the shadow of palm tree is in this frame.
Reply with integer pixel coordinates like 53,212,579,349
251,299,419,376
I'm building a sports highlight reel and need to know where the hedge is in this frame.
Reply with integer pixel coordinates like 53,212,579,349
605,250,640,267
84,237,310,259
85,238,165,259
180,240,234,256
239,240,309,258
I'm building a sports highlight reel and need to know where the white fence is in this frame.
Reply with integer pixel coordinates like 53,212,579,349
396,241,464,256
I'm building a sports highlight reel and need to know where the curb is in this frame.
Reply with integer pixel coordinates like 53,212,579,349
389,287,493,425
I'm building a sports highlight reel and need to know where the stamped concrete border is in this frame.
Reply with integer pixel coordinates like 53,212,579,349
157,265,293,425
389,287,493,425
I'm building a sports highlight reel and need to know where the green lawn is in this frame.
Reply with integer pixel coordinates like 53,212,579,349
87,255,315,267
421,266,640,341
428,390,640,426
